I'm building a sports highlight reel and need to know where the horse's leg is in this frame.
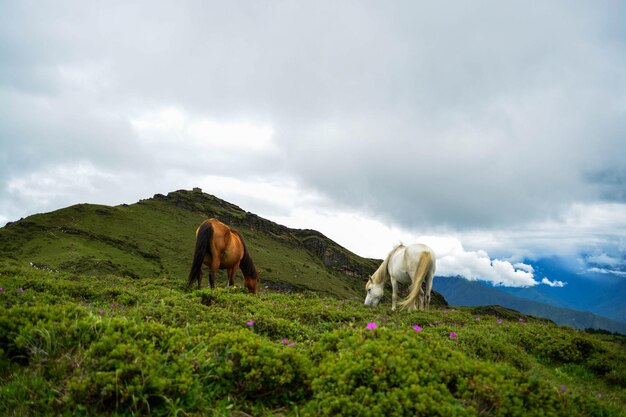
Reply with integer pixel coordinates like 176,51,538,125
424,273,433,311
391,277,398,312
418,280,425,310
208,268,216,289
227,269,234,287
208,261,218,289
228,261,241,287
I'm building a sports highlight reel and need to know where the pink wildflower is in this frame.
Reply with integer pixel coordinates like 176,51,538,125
18,288,24,293
281,339,288,344
246,320,255,326
0,288,3,293
560,385,566,393
366,322,377,329
497,319,503,325
450,332,457,339
413,325,422,332
287,342,296,347
475,317,481,321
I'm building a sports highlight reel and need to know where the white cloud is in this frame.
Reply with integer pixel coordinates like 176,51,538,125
587,268,626,277
541,277,567,287
130,107,277,155
513,263,534,273
7,162,115,205
1,0,625,297
428,237,537,287
263,199,542,288
586,253,621,267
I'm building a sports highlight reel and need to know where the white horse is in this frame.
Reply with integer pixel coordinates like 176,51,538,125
364,243,436,311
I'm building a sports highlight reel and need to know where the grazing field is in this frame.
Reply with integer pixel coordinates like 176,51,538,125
1,260,624,416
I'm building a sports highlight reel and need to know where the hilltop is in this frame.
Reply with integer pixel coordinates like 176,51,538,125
0,188,448,305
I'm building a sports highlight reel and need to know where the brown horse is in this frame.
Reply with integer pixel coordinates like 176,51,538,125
187,218,259,293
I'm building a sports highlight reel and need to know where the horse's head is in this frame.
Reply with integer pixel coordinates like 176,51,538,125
244,273,259,294
364,278,384,307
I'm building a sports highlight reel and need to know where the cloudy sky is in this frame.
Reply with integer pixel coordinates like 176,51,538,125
1,1,625,287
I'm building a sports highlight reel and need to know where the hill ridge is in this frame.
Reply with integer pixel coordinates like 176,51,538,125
0,188,448,305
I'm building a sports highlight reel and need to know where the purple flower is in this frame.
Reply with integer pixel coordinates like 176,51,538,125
560,385,566,393
413,325,422,332
519,318,525,323
246,320,255,326
497,319,503,325
281,339,288,344
193,359,199,367
450,332,457,339
366,322,377,329
98,309,104,315
0,288,4,293
287,342,296,347
475,317,481,321
18,288,24,293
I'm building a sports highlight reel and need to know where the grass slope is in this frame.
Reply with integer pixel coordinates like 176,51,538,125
0,189,382,299
1,260,625,416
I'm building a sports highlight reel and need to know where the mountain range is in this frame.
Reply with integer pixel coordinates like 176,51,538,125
498,257,626,323
0,188,623,333
434,277,626,334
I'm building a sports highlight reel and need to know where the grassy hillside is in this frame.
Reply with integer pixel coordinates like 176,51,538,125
1,260,625,416
0,189,385,299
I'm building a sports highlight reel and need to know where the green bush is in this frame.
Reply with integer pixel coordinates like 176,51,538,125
203,329,312,405
535,331,595,363
64,319,200,414
305,329,573,417
1,262,625,416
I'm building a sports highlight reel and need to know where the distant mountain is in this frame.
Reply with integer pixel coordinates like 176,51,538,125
497,257,626,323
434,277,626,334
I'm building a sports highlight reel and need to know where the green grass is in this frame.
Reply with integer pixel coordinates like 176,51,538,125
1,260,625,416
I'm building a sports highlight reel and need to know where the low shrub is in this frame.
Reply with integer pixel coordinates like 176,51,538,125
305,329,572,417
1,263,624,416
203,329,312,405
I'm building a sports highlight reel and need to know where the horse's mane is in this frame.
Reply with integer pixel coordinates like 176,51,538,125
371,244,404,285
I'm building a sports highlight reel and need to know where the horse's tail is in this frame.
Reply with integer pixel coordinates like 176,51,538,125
399,250,435,311
187,221,213,288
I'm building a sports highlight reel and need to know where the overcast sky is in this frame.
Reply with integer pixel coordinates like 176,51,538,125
1,1,625,287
